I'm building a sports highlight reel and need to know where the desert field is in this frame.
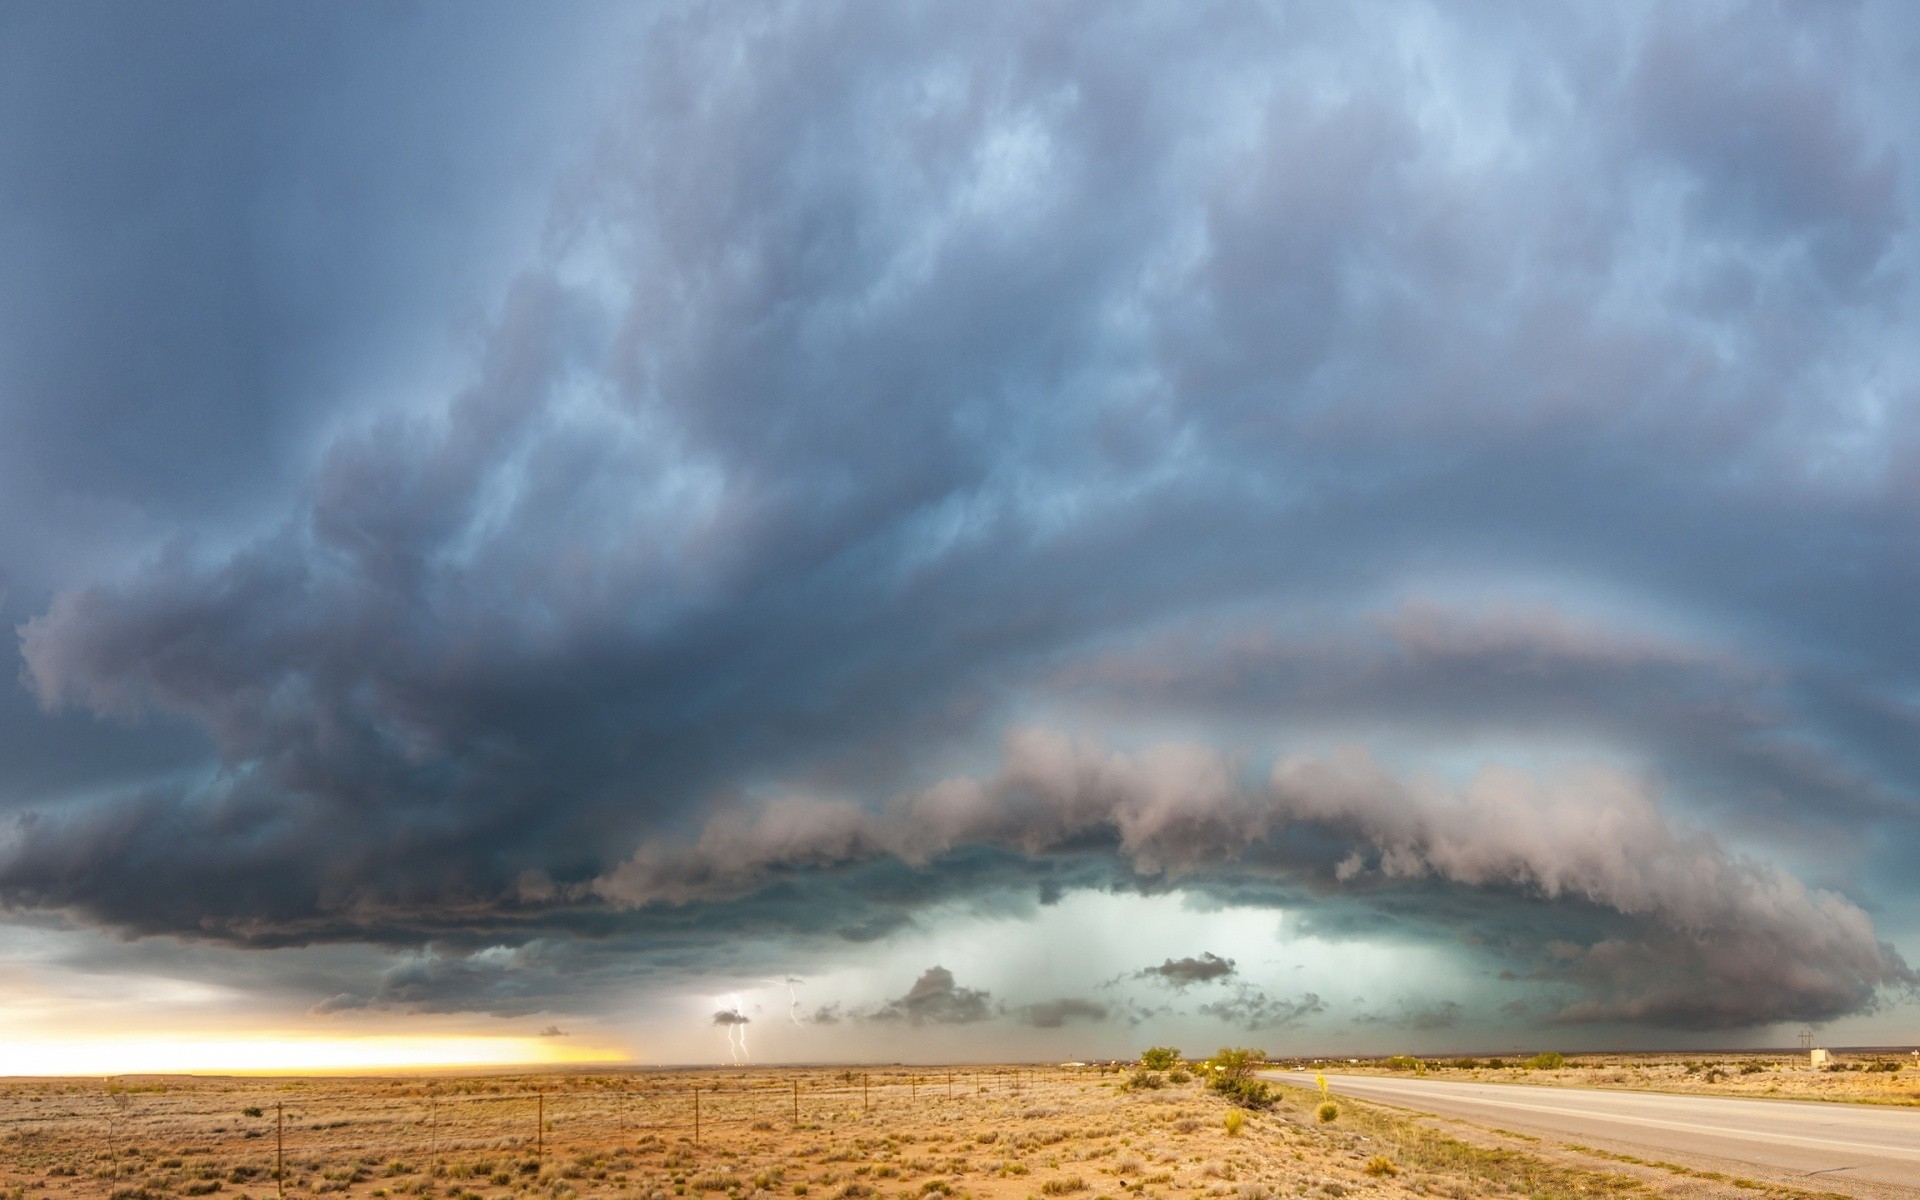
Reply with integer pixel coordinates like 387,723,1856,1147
1313,1050,1920,1107
0,1058,1879,1200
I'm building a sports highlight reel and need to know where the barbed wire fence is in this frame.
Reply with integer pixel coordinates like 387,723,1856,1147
0,1066,1085,1194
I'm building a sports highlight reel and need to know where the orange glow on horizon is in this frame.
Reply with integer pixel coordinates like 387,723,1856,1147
0,1035,627,1077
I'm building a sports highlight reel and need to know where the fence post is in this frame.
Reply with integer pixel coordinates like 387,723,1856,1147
910,1075,916,1102
537,1091,544,1160
862,1073,868,1114
276,1101,284,1200
693,1088,700,1144
429,1093,437,1176
947,1071,952,1099
791,1079,798,1126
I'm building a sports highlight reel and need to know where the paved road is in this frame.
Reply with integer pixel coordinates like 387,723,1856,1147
1266,1072,1920,1195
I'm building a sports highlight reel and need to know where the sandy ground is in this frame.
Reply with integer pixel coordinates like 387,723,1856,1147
0,1063,1880,1200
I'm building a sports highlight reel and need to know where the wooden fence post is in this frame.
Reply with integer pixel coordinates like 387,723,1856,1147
276,1102,284,1200
862,1073,869,1114
693,1088,700,1144
537,1091,544,1160
791,1079,799,1126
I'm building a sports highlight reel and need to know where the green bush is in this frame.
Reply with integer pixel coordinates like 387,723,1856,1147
1223,1110,1245,1137
1522,1052,1565,1070
1167,1069,1191,1084
1139,1046,1181,1071
1210,1076,1274,1109
1124,1070,1164,1091
1384,1056,1417,1072
1315,1101,1339,1123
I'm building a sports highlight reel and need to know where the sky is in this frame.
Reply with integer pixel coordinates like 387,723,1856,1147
2,0,1919,1072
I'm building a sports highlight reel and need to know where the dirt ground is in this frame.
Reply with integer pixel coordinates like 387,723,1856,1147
1312,1050,1920,1107
0,1062,1874,1200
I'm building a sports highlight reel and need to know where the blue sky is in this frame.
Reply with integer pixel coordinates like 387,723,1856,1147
2,0,1918,1064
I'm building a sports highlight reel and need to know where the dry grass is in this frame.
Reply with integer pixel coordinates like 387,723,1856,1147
0,1061,1861,1200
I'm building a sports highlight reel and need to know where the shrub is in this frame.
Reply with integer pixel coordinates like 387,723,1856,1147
1384,1056,1417,1072
1206,1048,1263,1083
1223,1110,1245,1137
1522,1052,1565,1070
1315,1102,1339,1123
242,1107,263,1118
1039,1179,1087,1195
1140,1047,1181,1071
1362,1156,1398,1178
1125,1070,1165,1091
1211,1077,1274,1109
1167,1069,1191,1084
1739,1063,1765,1075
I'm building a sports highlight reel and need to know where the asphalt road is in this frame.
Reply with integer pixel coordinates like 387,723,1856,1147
1266,1072,1920,1195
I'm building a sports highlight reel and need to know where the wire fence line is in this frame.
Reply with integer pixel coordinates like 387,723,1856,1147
0,1067,1075,1187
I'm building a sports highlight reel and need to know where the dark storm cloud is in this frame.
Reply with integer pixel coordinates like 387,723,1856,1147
1136,953,1237,989
866,967,991,1026
3,0,1920,1032
712,1008,749,1027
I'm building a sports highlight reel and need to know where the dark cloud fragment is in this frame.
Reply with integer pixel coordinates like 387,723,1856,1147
1197,986,1326,1031
1015,998,1110,1028
866,967,991,1026
1137,952,1236,988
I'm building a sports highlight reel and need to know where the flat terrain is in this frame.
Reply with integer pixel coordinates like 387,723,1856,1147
1273,1072,1920,1198
0,1063,1899,1200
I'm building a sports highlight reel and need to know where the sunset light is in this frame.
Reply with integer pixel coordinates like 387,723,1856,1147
0,1035,626,1077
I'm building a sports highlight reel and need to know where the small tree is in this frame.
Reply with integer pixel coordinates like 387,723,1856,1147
1205,1048,1273,1109
1139,1046,1181,1071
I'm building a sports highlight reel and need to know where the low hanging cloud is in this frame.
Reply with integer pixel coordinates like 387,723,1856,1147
712,1007,750,1026
595,729,1914,1029
1015,998,1111,1028
1196,985,1327,1031
866,967,991,1026
1136,952,1236,988
1351,1000,1463,1032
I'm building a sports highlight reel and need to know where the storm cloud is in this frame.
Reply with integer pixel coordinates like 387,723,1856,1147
1,0,1918,1046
